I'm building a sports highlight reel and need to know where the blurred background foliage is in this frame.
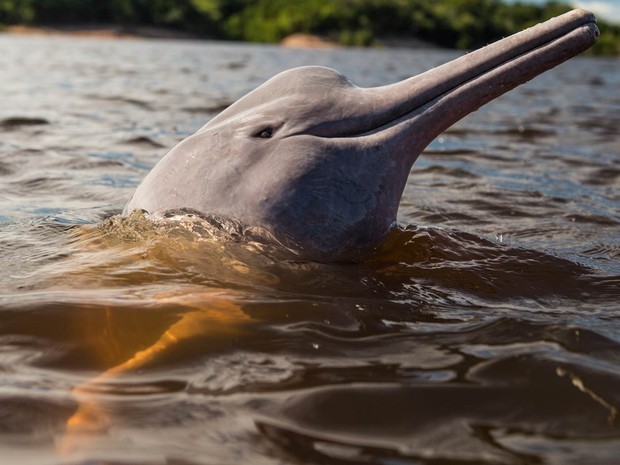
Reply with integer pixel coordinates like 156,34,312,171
1,0,618,54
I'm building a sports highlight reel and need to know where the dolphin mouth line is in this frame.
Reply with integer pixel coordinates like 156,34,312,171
323,11,598,142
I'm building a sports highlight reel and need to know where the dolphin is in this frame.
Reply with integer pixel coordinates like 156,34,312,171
124,10,599,261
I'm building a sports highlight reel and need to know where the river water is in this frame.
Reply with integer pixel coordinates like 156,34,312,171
0,34,618,465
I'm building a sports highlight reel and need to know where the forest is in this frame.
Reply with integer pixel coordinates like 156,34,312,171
1,0,618,55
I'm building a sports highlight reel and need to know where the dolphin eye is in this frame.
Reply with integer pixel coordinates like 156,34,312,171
256,127,273,139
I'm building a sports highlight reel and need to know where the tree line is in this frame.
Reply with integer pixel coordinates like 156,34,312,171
1,0,618,55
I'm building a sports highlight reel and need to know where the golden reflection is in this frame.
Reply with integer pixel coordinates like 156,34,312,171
57,289,252,454
52,214,270,455
556,367,618,426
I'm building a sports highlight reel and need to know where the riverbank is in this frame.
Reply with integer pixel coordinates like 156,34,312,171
2,19,617,54
2,25,443,51
1,0,618,54
2,25,342,49
3,24,201,40
2,25,339,48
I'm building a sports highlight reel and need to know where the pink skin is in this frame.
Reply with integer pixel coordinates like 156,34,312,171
124,10,598,261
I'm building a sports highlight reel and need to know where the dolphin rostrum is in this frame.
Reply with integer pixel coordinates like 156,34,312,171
124,10,599,261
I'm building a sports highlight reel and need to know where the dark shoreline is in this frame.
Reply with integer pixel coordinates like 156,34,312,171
2,24,207,41
2,24,444,50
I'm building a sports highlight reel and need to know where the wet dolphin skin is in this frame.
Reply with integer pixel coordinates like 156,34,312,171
124,10,599,261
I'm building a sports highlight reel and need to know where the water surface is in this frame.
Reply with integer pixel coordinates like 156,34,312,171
0,35,619,465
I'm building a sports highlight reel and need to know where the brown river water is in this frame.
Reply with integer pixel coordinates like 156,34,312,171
0,34,618,465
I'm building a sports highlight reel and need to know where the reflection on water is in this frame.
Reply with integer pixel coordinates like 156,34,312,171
0,34,619,465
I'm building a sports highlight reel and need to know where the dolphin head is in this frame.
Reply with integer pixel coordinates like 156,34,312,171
124,10,598,261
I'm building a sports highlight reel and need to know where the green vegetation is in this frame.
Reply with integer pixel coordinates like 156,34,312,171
1,0,618,55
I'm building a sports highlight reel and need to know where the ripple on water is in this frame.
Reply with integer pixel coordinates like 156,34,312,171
0,36,618,465
0,116,50,128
